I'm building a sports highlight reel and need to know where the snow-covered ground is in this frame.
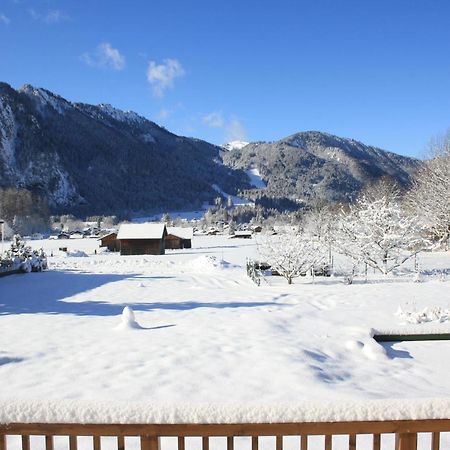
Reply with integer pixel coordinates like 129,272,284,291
245,167,266,189
1,236,450,446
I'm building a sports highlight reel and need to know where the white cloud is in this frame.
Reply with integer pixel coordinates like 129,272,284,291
146,59,185,97
27,8,69,24
226,118,247,142
80,43,126,71
44,10,69,24
0,13,10,25
157,108,173,120
203,111,225,128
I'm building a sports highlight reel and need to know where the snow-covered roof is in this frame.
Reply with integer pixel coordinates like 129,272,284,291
117,223,166,240
167,227,193,240
97,232,117,241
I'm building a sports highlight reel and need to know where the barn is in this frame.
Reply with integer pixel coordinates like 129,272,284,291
116,223,167,255
165,227,194,249
98,232,119,252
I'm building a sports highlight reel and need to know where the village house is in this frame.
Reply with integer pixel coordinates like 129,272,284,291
116,223,167,255
165,227,194,249
98,232,119,252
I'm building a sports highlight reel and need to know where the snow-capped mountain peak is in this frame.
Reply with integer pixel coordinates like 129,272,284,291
222,140,250,151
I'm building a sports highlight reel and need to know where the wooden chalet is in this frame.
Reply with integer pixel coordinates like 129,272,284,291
165,227,193,249
98,232,119,252
116,223,167,255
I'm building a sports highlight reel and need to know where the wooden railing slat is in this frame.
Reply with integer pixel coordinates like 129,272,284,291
69,436,77,450
372,434,380,450
0,435,5,450
178,436,184,450
324,435,331,450
227,436,233,450
432,432,440,450
349,434,356,450
300,435,307,450
251,436,258,450
202,436,209,450
276,436,282,450
300,436,307,450
45,436,53,450
22,435,30,450
117,436,125,450
93,436,101,450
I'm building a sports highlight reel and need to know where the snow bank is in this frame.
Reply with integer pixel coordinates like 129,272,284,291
0,398,450,424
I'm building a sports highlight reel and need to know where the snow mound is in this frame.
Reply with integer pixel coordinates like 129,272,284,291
115,307,143,330
65,250,88,257
185,256,227,273
396,305,450,324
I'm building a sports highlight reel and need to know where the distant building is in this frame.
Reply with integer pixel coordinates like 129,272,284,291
230,231,252,239
116,223,167,255
165,227,194,249
99,232,119,252
70,231,84,239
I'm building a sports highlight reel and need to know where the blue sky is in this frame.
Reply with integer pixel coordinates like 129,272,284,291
1,0,450,157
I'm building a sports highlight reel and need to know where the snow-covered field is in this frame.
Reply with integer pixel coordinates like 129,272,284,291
1,236,450,448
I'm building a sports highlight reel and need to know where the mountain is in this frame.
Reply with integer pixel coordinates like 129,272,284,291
0,82,420,217
221,131,419,204
0,82,251,216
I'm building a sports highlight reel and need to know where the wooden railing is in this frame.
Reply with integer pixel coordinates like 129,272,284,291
1,420,450,450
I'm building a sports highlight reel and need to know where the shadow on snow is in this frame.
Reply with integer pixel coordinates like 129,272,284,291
0,270,284,316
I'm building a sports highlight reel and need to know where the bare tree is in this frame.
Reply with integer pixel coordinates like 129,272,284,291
334,184,427,275
407,130,450,249
257,232,327,284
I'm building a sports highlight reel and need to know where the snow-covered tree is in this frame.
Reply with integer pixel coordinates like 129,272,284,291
4,235,47,272
257,232,327,284
407,131,450,249
334,189,427,275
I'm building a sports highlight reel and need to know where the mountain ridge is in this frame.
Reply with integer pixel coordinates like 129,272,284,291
0,82,419,216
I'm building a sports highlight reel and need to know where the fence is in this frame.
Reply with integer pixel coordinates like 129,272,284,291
1,420,450,450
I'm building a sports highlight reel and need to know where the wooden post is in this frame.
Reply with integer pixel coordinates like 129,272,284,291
141,436,158,450
324,435,332,450
117,436,125,450
202,437,209,450
0,435,5,450
178,437,184,450
69,436,77,450
251,436,258,450
227,436,233,450
93,436,101,450
396,433,417,450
